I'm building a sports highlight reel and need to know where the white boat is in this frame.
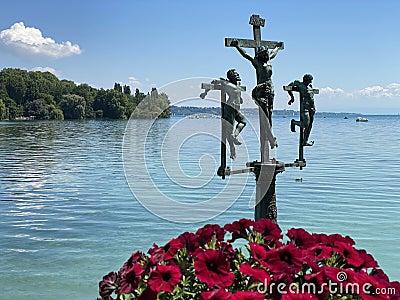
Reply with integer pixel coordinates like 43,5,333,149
356,117,368,122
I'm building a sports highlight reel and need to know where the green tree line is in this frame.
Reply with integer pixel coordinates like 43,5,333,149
0,68,170,120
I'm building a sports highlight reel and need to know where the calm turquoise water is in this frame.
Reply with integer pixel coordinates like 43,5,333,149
0,115,399,299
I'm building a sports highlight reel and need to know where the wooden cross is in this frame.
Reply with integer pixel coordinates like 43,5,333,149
200,81,246,179
283,85,319,169
225,14,284,163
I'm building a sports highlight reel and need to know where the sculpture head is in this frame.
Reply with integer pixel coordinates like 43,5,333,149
255,46,270,61
227,69,241,83
303,74,313,85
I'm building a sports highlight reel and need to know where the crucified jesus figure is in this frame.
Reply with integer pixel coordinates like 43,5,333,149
231,40,281,150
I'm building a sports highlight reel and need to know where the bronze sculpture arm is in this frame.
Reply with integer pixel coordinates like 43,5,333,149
230,40,254,62
269,45,281,60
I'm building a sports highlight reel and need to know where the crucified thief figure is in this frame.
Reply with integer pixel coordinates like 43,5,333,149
200,69,246,160
287,74,316,146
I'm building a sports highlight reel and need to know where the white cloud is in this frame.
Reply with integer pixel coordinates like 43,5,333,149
128,76,157,92
320,86,346,95
0,22,82,58
128,76,142,87
318,84,400,99
30,66,60,76
356,84,400,98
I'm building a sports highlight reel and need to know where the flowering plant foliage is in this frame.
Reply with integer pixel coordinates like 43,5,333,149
99,219,399,300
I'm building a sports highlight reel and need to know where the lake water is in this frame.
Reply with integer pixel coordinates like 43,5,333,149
0,115,399,299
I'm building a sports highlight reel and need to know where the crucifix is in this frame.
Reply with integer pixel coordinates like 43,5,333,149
225,14,283,163
224,15,285,222
200,80,246,180
283,82,319,170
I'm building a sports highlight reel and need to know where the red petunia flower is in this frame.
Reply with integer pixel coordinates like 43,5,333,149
253,218,283,243
389,281,400,299
148,244,165,265
287,228,316,250
196,224,225,245
137,286,158,300
100,219,397,300
263,244,304,274
200,288,233,300
99,271,118,300
118,263,143,294
127,250,144,264
147,265,181,293
194,249,234,288
224,218,254,242
120,250,146,272
370,268,390,281
321,266,355,284
314,233,355,248
240,263,270,283
249,242,268,261
218,241,236,262
232,291,265,300
304,271,327,300
269,272,296,299
321,265,373,297
306,244,332,261
162,238,183,261
357,249,379,269
334,241,364,268
178,231,200,254
351,271,392,300
304,244,333,271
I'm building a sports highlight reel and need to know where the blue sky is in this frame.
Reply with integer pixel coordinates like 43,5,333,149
0,0,399,114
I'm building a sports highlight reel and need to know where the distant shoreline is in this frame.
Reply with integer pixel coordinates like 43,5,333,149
170,106,398,117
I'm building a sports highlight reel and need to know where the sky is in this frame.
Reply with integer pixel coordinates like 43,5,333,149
0,0,399,114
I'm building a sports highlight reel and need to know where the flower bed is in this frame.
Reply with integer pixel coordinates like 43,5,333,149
99,218,399,299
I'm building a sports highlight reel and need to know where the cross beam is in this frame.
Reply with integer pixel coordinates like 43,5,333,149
283,86,320,95
201,83,246,92
224,38,284,50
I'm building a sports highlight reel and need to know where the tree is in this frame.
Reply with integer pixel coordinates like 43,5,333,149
74,83,98,118
0,99,7,120
93,89,128,119
0,67,169,120
24,93,64,120
25,99,50,120
56,80,76,102
114,82,122,93
59,94,86,119
123,85,131,95
2,97,22,119
4,70,28,105
132,88,170,119
134,88,146,106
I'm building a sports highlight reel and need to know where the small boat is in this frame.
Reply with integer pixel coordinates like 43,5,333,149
356,117,368,122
